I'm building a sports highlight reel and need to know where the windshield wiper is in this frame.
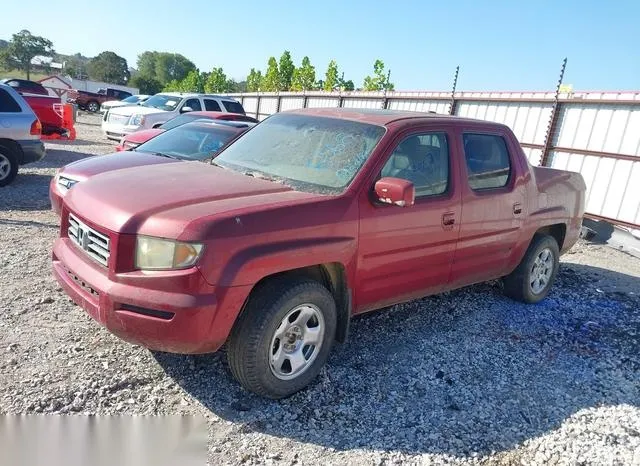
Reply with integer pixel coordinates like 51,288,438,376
149,151,178,159
242,171,280,182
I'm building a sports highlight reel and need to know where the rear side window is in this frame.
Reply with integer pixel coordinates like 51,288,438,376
221,100,245,114
0,89,22,112
463,134,511,190
204,99,221,111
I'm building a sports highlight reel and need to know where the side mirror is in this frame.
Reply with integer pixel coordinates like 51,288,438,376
180,106,193,113
374,177,415,207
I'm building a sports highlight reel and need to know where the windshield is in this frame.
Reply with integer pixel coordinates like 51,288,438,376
135,123,241,160
159,113,202,131
214,113,385,193
122,95,140,103
141,94,182,111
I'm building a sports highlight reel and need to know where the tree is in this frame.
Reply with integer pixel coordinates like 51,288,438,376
246,68,263,91
155,53,196,85
135,51,196,86
278,51,295,91
204,67,229,93
323,60,339,91
87,51,130,84
343,79,355,91
163,69,205,93
228,80,247,93
291,56,316,91
363,59,395,91
0,30,54,79
129,75,162,95
261,57,280,91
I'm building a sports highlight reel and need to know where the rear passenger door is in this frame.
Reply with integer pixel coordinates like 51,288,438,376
356,128,462,312
203,99,222,112
450,130,527,287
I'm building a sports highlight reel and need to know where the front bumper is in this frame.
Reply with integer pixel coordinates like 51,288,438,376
52,236,249,353
17,139,46,165
101,121,141,140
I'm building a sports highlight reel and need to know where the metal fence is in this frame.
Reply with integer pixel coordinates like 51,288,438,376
223,89,640,229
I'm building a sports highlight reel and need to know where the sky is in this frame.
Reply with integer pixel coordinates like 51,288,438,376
1,0,639,92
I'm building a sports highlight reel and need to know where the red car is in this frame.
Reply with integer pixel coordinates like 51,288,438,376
52,108,586,398
115,111,259,151
50,119,254,215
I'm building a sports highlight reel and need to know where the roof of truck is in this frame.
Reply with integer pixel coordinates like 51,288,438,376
282,107,497,127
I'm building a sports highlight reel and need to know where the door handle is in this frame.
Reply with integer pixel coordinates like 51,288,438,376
442,212,456,229
513,203,523,215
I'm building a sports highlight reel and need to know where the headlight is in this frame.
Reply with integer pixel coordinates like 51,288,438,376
135,236,204,270
56,174,80,192
130,114,145,126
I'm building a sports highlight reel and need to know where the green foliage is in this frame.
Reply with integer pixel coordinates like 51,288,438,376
204,67,229,93
363,59,394,91
162,69,204,93
291,56,316,91
246,68,263,91
261,57,280,91
129,75,162,95
0,30,54,80
278,51,295,91
135,51,196,86
323,60,339,91
87,51,130,85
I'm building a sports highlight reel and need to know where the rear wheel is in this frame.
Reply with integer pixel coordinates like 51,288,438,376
503,234,560,303
0,146,19,187
227,278,337,399
87,101,100,113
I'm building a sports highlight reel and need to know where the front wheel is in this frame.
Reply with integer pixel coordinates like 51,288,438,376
503,234,560,303
227,278,337,399
87,101,100,113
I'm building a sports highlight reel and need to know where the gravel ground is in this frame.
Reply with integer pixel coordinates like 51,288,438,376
1,113,639,465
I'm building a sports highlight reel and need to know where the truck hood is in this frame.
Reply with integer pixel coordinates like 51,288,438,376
102,101,135,109
124,128,164,144
64,162,323,237
60,151,179,181
109,105,166,117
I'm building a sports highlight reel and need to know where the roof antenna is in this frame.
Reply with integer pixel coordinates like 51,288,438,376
449,65,460,115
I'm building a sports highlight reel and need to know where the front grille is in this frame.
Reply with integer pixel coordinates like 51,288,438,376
107,113,130,125
68,214,110,267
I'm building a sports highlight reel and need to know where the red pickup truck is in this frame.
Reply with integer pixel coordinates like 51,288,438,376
52,108,586,398
68,88,133,113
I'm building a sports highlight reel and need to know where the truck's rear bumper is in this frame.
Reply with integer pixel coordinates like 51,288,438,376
52,236,252,354
17,139,46,165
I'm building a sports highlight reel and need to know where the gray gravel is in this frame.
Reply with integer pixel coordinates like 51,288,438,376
1,113,639,465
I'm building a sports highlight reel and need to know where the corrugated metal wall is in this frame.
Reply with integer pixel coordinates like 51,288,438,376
226,90,640,228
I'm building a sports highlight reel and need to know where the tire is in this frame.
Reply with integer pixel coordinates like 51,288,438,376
503,234,560,304
87,101,100,113
227,278,337,399
0,145,19,187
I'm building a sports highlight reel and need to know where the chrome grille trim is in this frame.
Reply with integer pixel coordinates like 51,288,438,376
68,214,110,267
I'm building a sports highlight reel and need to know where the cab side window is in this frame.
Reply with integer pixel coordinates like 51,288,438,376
463,134,511,190
380,132,449,198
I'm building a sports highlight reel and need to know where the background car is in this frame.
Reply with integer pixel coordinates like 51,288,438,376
100,94,151,114
0,78,50,96
101,93,246,140
0,83,46,186
68,87,133,113
50,119,255,214
116,111,259,151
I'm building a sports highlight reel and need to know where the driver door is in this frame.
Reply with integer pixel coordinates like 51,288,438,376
355,128,462,313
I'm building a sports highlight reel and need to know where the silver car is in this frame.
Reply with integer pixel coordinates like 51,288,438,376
0,83,46,186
